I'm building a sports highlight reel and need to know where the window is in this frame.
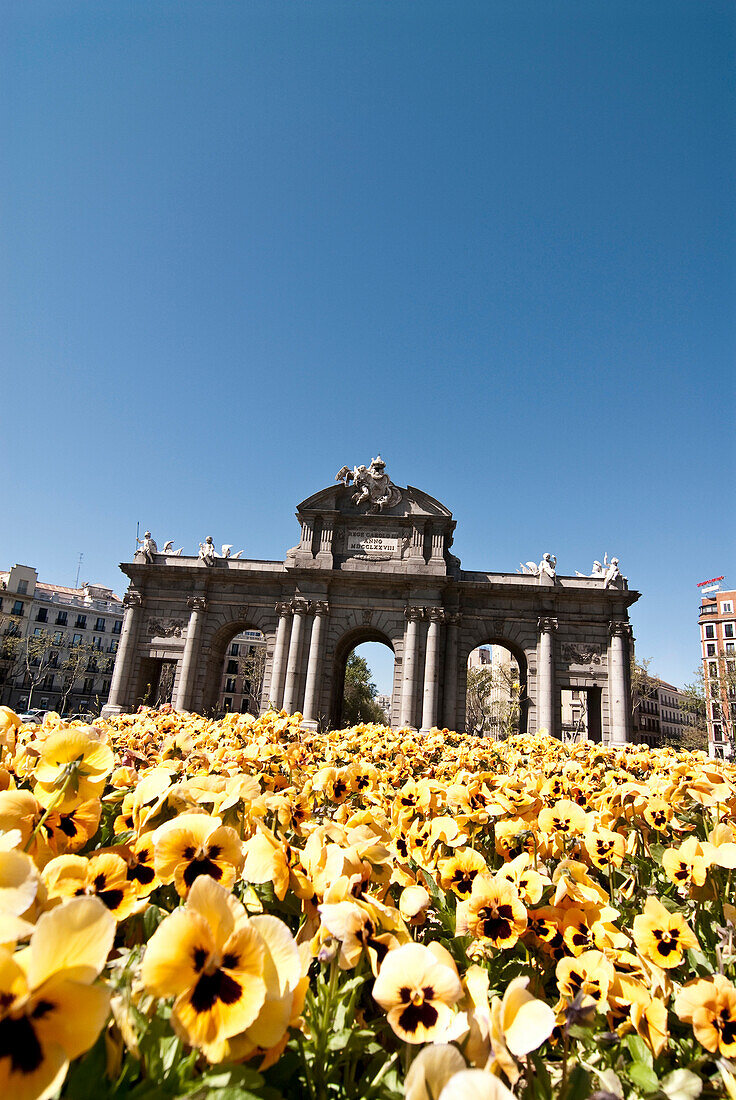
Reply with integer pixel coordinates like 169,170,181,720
72,633,82,646
722,602,734,614
727,643,736,655
709,662,719,679
225,677,236,693
93,637,103,650
224,697,233,711
33,627,44,637
705,624,716,639
36,608,48,623
83,678,94,694
227,660,238,674
112,621,122,635
53,631,63,645
17,580,28,595
56,611,67,626
75,615,87,629
95,618,106,632
725,623,735,639
49,653,58,668
707,644,716,656
230,643,239,657
109,640,118,653
12,601,23,616
571,690,580,700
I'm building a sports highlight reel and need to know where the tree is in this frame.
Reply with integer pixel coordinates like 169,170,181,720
675,668,709,752
630,656,660,726
13,629,56,711
57,640,107,715
341,652,386,726
237,644,267,715
465,663,521,739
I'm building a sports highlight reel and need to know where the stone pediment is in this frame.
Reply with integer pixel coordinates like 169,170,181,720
296,484,453,520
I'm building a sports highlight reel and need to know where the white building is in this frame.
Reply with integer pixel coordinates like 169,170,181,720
0,564,123,715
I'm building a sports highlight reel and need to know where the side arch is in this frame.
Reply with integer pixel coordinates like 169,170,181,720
197,605,277,715
457,626,534,737
329,626,396,730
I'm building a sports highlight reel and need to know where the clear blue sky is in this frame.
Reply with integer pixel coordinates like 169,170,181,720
2,1,734,694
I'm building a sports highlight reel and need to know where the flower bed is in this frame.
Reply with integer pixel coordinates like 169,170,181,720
1,704,735,1099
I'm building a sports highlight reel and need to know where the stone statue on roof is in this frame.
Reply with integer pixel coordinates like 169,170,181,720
335,455,402,513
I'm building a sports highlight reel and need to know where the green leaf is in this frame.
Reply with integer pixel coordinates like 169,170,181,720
626,1033,653,1068
561,1064,590,1100
629,1062,661,1093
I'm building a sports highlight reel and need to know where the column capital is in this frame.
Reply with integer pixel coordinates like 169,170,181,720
446,611,462,626
312,600,330,617
427,607,446,623
405,606,425,622
538,616,558,633
275,600,292,617
123,591,144,609
609,620,633,639
187,595,207,613
291,597,310,615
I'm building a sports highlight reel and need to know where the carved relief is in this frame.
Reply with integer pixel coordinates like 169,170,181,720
147,618,185,638
187,596,207,613
537,617,558,633
362,609,374,625
562,642,604,666
334,456,402,513
123,592,143,609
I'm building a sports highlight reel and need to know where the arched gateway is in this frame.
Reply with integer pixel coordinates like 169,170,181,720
103,461,639,742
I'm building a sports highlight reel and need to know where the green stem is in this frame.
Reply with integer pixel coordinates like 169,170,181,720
24,776,73,852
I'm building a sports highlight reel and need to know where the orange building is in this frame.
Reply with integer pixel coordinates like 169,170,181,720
698,586,736,756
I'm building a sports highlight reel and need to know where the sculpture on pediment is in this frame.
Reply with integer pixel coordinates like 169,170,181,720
198,537,218,566
518,553,557,582
574,552,625,587
137,531,157,563
335,455,401,513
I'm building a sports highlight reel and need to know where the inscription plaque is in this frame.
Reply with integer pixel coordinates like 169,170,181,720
346,527,400,553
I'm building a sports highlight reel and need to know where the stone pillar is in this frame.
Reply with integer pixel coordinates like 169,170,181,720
608,621,632,745
409,522,425,561
298,518,315,554
268,601,292,709
536,617,558,736
175,596,207,712
102,592,143,716
429,525,444,566
421,608,444,732
282,597,309,714
442,612,461,730
302,601,329,726
399,607,423,728
315,514,335,567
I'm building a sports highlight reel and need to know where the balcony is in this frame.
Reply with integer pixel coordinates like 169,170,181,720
700,605,718,615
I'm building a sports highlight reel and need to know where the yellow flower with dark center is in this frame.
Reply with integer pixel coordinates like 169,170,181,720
0,895,114,1100
32,732,113,814
675,974,736,1057
496,853,547,906
642,797,673,832
153,813,243,897
662,837,709,892
633,896,699,969
41,800,102,856
538,798,588,837
466,874,527,948
556,950,614,1012
438,848,487,898
141,875,268,1061
42,853,138,921
372,941,463,1044
582,827,625,871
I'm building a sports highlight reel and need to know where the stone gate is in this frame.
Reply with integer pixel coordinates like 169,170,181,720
104,460,639,742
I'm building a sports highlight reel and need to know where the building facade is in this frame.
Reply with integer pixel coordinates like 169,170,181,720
0,564,123,714
699,588,736,756
632,676,700,749
102,462,640,742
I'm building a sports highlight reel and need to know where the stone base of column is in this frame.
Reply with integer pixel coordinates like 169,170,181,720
300,718,319,732
100,704,125,720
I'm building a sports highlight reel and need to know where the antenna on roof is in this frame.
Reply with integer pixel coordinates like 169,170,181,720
135,520,140,559
75,553,83,589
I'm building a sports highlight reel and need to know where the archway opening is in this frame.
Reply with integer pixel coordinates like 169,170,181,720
466,643,526,738
332,633,395,729
217,628,266,716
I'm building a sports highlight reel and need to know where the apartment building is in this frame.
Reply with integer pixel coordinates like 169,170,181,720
0,563,123,714
218,629,266,714
633,676,701,749
699,588,736,756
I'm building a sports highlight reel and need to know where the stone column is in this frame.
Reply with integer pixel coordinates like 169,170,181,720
282,597,309,714
302,601,329,725
175,596,207,712
608,621,632,745
428,526,445,566
409,522,425,561
421,608,445,732
536,617,558,736
268,601,292,709
298,518,314,555
442,612,461,730
399,606,423,728
315,514,335,567
102,592,143,716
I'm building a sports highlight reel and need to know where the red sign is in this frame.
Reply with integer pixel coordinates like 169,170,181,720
697,576,725,587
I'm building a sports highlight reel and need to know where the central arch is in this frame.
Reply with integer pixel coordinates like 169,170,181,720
330,627,396,729
200,616,273,715
460,634,530,737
